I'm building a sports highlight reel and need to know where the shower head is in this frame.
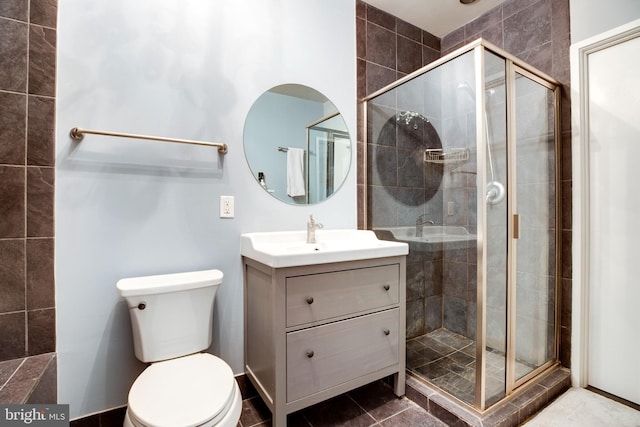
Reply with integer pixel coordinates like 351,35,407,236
396,111,429,129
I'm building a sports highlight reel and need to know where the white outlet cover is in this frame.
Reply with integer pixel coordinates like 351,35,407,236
220,196,234,218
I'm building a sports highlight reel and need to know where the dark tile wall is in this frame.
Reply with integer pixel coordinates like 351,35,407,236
357,0,572,367
356,0,441,229
356,0,445,341
0,0,57,362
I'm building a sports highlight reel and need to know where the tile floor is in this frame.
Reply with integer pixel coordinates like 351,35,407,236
66,370,637,426
0,353,57,404
240,381,640,427
239,380,446,427
407,328,537,406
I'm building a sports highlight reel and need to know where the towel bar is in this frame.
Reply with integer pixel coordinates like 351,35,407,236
70,127,228,154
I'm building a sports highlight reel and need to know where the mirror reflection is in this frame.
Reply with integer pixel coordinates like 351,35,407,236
243,84,352,204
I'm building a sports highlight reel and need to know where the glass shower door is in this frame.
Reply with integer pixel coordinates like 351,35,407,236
509,67,559,387
481,50,509,408
481,58,560,407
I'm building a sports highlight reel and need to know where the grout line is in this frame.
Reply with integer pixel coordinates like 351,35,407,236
0,309,29,316
326,393,378,427
0,237,29,242
23,0,32,358
0,11,56,31
0,15,30,25
0,88,32,97
346,392,370,418
23,236,28,355
0,88,55,102
0,164,28,169
375,405,418,425
0,358,27,390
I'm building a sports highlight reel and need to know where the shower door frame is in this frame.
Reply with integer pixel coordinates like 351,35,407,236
474,42,563,411
503,62,563,402
362,38,562,413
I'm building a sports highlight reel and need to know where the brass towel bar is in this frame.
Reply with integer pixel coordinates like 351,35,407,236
70,127,228,154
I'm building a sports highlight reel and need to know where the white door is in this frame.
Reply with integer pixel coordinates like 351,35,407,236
584,24,640,406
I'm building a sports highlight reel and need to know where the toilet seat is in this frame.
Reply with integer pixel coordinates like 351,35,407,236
127,353,238,427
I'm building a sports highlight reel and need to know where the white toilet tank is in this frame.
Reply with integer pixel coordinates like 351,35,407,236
116,269,223,363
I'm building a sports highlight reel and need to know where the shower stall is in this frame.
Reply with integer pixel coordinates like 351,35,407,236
365,39,560,411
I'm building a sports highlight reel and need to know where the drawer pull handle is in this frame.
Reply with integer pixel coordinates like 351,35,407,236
383,284,390,291
306,350,314,358
306,296,314,304
383,328,390,336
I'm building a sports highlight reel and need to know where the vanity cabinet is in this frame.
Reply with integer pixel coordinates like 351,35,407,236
243,256,406,427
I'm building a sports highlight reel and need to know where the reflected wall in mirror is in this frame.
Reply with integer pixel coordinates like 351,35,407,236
243,84,352,204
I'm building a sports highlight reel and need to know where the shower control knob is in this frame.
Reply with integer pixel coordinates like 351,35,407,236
383,284,390,291
306,350,314,358
306,296,314,304
137,303,146,310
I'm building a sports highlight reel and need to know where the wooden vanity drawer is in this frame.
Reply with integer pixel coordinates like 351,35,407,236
286,264,399,327
286,308,399,402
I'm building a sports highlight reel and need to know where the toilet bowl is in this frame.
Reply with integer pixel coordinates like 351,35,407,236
123,353,242,427
117,270,241,427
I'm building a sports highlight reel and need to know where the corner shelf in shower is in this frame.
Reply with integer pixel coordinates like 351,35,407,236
424,148,469,164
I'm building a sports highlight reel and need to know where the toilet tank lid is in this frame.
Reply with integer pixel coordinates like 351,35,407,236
117,269,223,297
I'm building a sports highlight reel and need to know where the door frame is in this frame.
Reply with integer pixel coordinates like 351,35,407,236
570,18,640,389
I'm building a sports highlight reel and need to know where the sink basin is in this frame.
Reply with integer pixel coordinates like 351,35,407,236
374,226,476,244
241,229,408,268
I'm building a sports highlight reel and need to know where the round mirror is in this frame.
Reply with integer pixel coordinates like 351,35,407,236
243,84,352,204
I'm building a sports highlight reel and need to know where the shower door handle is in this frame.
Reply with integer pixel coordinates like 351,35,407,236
513,214,520,239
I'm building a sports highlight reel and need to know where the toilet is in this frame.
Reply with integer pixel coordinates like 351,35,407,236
116,269,242,427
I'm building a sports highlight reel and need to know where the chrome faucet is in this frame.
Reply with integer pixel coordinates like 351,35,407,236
415,214,435,237
307,214,324,244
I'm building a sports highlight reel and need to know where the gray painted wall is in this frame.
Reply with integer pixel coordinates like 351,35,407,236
570,0,640,43
55,0,356,419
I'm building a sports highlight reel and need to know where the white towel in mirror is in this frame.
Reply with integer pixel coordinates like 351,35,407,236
287,148,306,197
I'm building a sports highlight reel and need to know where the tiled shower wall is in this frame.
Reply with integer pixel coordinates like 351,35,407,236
355,1,446,341
0,0,57,361
357,0,572,367
355,0,442,230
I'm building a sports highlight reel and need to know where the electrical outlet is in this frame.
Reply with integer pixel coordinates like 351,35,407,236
220,196,234,218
